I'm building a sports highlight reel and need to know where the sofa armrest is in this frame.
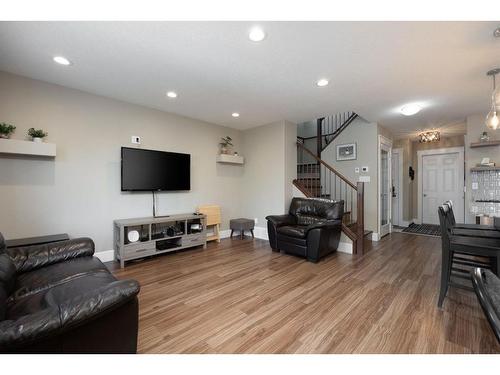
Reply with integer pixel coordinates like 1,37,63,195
0,279,140,352
266,214,296,227
5,238,95,273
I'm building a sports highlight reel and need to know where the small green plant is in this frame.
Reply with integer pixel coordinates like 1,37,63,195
219,136,233,147
0,122,16,138
28,128,48,139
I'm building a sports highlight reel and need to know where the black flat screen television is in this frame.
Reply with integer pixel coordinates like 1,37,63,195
121,147,191,191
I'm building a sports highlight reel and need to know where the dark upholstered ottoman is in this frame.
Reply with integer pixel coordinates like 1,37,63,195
230,218,255,239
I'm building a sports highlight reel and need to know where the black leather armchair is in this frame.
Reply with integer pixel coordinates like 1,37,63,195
266,197,344,263
0,231,140,353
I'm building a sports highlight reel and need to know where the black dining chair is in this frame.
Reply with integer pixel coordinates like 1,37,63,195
471,267,500,343
437,204,500,308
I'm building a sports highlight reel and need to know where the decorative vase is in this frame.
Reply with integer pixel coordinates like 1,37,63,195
32,137,43,143
480,132,490,142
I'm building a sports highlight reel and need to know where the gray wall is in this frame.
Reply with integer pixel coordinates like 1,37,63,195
240,120,296,227
0,71,244,253
321,117,380,233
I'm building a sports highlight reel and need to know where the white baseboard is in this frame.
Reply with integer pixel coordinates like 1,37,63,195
337,240,353,254
220,229,231,239
371,232,380,241
95,250,114,263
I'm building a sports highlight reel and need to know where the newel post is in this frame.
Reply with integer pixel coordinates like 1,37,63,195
356,182,364,255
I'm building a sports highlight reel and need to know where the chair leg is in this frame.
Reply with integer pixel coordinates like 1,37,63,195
251,229,254,238
438,248,453,308
216,224,221,243
230,229,233,238
495,255,500,276
240,230,244,240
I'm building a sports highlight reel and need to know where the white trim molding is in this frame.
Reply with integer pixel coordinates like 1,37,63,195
371,232,380,241
95,250,114,263
416,146,465,225
378,135,393,239
391,147,404,227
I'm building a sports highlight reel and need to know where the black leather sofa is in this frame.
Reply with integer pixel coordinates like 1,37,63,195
0,232,140,353
266,197,344,262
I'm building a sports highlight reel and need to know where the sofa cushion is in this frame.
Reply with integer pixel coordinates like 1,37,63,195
277,225,308,239
6,268,117,320
0,254,17,320
10,256,111,303
289,197,344,225
0,232,5,255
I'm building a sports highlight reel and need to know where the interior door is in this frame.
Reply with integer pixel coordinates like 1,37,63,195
380,141,392,237
391,151,401,226
422,152,464,224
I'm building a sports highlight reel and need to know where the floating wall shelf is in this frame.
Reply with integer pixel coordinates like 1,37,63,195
0,138,56,157
216,154,244,165
470,140,500,148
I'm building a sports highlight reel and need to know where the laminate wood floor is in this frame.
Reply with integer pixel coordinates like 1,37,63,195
110,233,500,353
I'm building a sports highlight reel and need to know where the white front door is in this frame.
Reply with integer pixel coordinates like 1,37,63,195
391,150,401,226
422,152,464,224
379,138,392,237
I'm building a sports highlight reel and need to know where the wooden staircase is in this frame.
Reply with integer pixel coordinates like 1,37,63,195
294,112,369,255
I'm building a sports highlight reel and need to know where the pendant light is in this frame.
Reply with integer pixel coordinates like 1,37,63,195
486,68,500,130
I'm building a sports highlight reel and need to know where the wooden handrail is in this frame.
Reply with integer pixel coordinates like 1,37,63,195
297,142,357,190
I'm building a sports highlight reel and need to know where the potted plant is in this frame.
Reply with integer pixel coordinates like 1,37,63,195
219,136,233,154
0,122,16,139
28,128,48,143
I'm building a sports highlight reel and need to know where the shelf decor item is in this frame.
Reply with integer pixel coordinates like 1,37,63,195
480,131,490,142
219,136,233,154
0,122,16,139
336,143,357,161
28,128,48,143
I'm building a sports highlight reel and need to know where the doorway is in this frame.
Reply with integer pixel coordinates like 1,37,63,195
379,135,392,238
391,148,403,227
417,147,465,225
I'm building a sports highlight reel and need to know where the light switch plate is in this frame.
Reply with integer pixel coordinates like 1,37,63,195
361,166,369,173
131,136,141,144
355,167,360,173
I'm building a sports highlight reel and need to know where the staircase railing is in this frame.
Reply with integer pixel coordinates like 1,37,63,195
319,112,358,151
295,141,365,255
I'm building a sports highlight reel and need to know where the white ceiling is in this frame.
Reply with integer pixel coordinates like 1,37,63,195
0,21,499,137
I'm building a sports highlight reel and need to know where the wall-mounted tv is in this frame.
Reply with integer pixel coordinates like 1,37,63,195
121,147,190,191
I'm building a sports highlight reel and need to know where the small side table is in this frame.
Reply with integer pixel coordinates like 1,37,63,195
230,218,255,239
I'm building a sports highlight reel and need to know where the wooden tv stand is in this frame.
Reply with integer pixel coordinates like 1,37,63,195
113,213,207,268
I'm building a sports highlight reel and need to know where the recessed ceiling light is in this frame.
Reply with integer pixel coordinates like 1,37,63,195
248,27,266,42
53,56,71,66
232,112,240,118
316,79,329,87
166,91,178,98
400,104,422,116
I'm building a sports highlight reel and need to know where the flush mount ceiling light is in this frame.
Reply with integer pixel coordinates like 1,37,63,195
486,68,500,130
419,130,440,143
53,56,71,66
166,91,178,98
400,103,422,116
231,112,240,118
316,79,329,87
248,27,266,42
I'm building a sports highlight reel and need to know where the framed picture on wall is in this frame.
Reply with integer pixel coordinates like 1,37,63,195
336,143,357,161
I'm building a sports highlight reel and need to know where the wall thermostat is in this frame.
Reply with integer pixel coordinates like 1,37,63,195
131,136,141,145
